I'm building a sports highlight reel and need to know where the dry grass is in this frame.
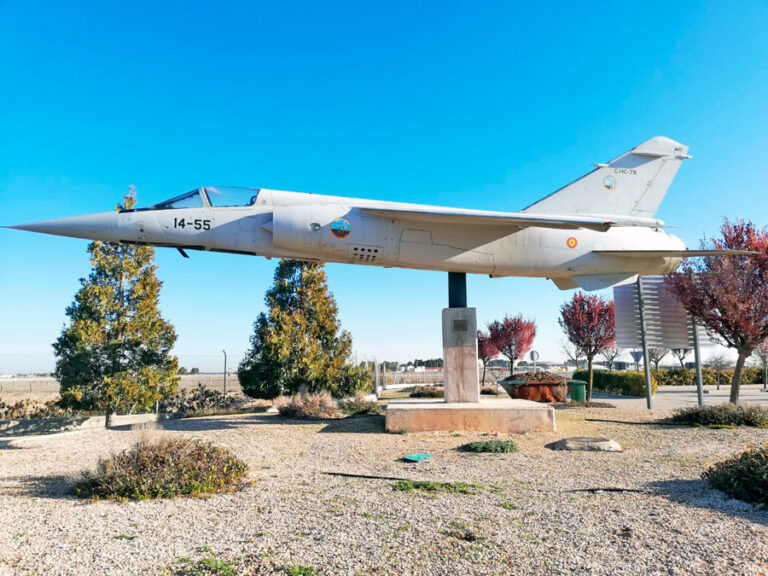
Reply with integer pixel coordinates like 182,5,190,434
275,391,338,419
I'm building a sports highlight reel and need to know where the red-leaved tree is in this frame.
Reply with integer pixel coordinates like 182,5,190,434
666,219,768,404
488,315,536,377
477,330,498,387
559,292,615,401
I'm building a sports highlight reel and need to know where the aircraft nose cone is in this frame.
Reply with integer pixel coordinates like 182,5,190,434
7,211,127,243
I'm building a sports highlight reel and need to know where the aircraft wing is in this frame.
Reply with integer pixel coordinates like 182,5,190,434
594,250,755,257
360,207,616,232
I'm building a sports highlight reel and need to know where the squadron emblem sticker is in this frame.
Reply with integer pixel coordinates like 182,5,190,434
330,218,351,239
566,237,578,249
603,175,617,190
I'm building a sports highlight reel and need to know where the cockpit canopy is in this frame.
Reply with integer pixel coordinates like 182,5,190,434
135,186,262,211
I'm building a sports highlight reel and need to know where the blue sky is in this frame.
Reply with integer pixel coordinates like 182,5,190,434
1,1,767,373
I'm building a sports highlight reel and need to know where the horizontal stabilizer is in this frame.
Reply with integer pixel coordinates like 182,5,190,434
571,274,637,291
594,249,755,258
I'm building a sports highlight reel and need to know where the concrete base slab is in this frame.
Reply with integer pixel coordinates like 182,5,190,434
385,398,556,434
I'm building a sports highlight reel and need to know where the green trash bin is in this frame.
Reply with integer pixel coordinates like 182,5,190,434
568,380,587,402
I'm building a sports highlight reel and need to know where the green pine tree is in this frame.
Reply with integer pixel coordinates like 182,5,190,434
238,259,370,399
53,194,179,425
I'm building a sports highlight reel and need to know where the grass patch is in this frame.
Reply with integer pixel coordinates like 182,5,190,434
554,400,616,409
670,404,768,428
442,520,484,542
703,442,768,506
457,440,518,453
392,480,481,495
174,554,238,576
287,565,316,576
74,438,247,501
501,501,517,510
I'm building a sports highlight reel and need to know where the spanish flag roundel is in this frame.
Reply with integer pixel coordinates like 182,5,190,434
566,237,578,249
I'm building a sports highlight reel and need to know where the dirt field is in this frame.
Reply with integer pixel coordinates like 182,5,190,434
1,405,767,575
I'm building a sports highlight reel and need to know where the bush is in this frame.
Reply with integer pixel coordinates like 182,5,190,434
74,438,247,500
702,443,768,506
158,384,244,417
670,404,768,427
654,367,765,386
458,440,518,453
408,386,444,398
276,391,337,419
338,391,381,415
0,399,94,420
572,370,658,397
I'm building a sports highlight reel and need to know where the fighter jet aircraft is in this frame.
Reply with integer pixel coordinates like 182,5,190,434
8,136,738,291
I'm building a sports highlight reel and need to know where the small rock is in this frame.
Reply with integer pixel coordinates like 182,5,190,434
546,437,623,452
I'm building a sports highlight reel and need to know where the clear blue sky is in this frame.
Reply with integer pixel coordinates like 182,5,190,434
1,1,767,373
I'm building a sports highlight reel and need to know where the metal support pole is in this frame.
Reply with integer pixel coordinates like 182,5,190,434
448,272,467,308
692,323,704,406
222,350,228,395
636,277,653,410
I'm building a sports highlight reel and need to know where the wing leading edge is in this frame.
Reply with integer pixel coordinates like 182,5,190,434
360,207,663,232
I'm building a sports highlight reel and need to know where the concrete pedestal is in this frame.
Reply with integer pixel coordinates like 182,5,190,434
442,307,479,403
385,398,556,434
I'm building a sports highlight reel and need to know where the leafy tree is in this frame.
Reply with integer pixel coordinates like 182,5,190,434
753,339,768,390
671,348,692,370
190,367,200,375
707,353,730,390
477,330,497,387
53,194,178,425
238,259,369,399
178,366,189,375
667,219,768,404
559,292,615,401
600,345,622,371
488,314,536,376
648,348,668,372
561,339,584,368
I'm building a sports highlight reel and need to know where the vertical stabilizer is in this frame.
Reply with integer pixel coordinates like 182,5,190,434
522,136,690,218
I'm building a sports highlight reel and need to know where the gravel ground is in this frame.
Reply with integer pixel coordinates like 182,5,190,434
1,407,767,576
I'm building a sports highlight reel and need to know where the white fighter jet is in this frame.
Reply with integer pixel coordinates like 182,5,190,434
8,136,737,291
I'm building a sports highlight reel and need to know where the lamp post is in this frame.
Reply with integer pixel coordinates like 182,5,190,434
222,350,227,396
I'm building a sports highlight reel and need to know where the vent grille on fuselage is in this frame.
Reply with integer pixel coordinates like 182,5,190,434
352,246,378,263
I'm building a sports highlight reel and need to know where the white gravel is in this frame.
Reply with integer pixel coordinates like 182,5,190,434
1,407,767,575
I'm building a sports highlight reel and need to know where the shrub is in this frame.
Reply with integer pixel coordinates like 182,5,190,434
572,370,658,397
458,440,518,453
702,443,768,506
408,386,444,398
74,438,247,500
276,391,337,419
338,391,381,415
654,367,765,386
159,384,244,417
480,387,501,395
0,399,95,420
670,404,768,427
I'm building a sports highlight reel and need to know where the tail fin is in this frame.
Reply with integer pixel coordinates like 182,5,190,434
522,136,690,218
